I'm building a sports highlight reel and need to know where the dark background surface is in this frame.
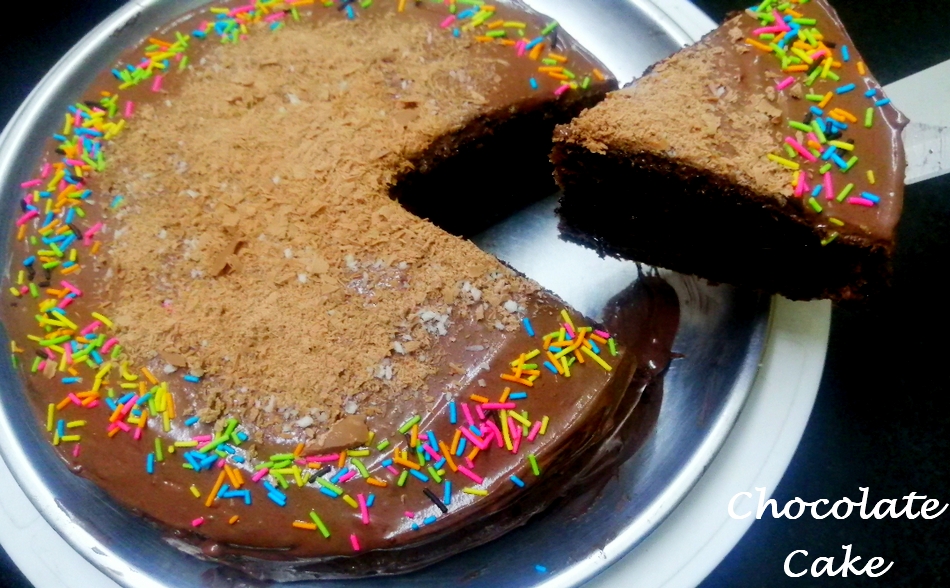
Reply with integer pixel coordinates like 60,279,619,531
1,1,948,586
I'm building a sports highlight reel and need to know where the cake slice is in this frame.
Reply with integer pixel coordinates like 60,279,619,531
552,0,906,301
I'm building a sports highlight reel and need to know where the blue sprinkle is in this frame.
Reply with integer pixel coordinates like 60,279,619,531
468,425,482,437
809,106,823,116
331,468,349,483
832,154,849,169
444,480,452,505
268,492,287,506
57,420,66,438
821,145,838,161
452,28,460,37
61,377,81,384
434,458,446,470
22,256,35,266
409,469,429,483
381,458,393,467
220,444,236,455
118,393,135,404
146,453,155,474
200,455,218,470
589,340,601,354
263,481,278,493
183,374,200,383
242,490,252,505
449,401,457,424
345,4,354,19
510,475,525,488
135,393,152,406
457,8,475,18
860,192,881,203
233,456,245,463
423,515,437,525
509,392,527,400
427,431,437,449
217,484,231,499
64,208,75,224
811,185,823,197
841,45,850,62
522,317,535,336
864,88,877,97
184,452,201,470
525,36,543,49
90,350,103,365
529,77,538,90
875,98,892,107
456,438,467,457
110,195,124,209
105,398,118,411
319,487,338,498
411,523,420,531
836,83,856,94
543,361,559,374
548,346,562,353
536,565,548,574
366,494,375,508
185,416,200,426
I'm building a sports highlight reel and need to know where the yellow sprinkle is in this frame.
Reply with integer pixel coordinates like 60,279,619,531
501,409,513,451
866,170,876,184
91,312,113,328
561,356,571,377
580,346,612,371
829,217,845,226
540,415,550,435
767,154,800,170
559,309,575,332
189,485,201,498
828,140,854,151
463,487,488,496
342,495,359,509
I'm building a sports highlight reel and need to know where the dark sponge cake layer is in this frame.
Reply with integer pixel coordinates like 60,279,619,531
552,141,891,300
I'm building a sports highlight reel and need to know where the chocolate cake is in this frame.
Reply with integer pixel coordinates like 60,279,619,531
1,0,680,581
552,0,907,301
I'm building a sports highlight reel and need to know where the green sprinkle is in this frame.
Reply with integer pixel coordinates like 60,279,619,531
783,143,797,159
485,30,506,38
864,107,874,128
844,156,858,171
28,283,39,298
819,163,832,174
581,76,590,89
397,470,409,487
178,56,189,71
608,338,617,356
376,439,390,451
826,71,840,82
836,183,855,202
528,454,540,476
811,120,826,143
31,356,41,373
820,232,839,246
808,197,823,213
398,415,421,434
805,66,822,87
269,453,295,462
310,512,331,538
791,17,816,25
540,58,558,66
273,471,289,489
788,121,812,133
155,438,164,462
540,21,558,36
352,458,370,479
428,466,442,483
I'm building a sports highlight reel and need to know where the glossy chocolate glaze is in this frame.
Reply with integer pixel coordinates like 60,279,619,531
714,0,906,245
0,0,682,581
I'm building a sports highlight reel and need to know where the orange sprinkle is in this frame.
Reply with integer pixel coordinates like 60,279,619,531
592,68,605,81
537,66,563,73
16,225,26,241
337,452,346,469
228,515,239,525
224,464,240,488
366,478,388,488
166,393,176,419
857,61,866,75
499,387,511,403
573,348,585,364
138,409,148,429
470,394,489,403
232,466,245,488
450,429,462,454
501,374,533,387
56,397,72,411
293,443,305,457
547,52,568,63
410,423,419,448
91,241,101,254
590,334,608,344
529,42,544,61
499,39,516,47
397,0,406,11
745,38,773,52
831,108,857,123
467,446,480,462
293,521,318,531
205,470,227,507
438,441,459,472
546,351,565,374
818,91,834,108
547,72,569,81
784,65,809,72
107,427,121,438
487,20,504,29
394,456,421,471
474,36,494,43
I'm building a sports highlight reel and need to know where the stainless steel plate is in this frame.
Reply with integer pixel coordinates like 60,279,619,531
0,1,771,586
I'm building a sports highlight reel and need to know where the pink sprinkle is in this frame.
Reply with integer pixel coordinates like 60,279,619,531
527,421,542,442
485,420,504,448
847,197,875,207
358,494,370,525
338,470,357,484
594,329,610,339
481,402,516,410
115,421,131,432
44,348,56,360
216,458,226,468
72,444,81,458
251,469,269,482
350,534,361,552
83,222,103,245
228,4,255,16
512,433,521,454
151,75,164,93
124,101,134,118
192,435,213,443
553,84,571,97
461,403,475,427
38,360,47,371
475,404,486,421
65,159,86,167
294,459,307,466
58,179,67,191
810,49,827,61
102,338,119,353
784,137,817,162
307,453,340,463
19,286,28,295
457,465,483,484
440,15,455,28
74,111,82,127
80,321,101,336
404,511,414,519
794,177,808,198
68,393,82,406
41,163,51,178
563,322,575,339
386,465,400,475
63,346,72,366
823,172,835,201
87,401,100,408
16,210,38,227
20,179,41,189
133,428,143,441
752,25,785,35
773,10,791,31
806,132,821,149
480,430,495,447
516,39,526,57
61,281,82,296
776,76,795,91
465,457,475,468
423,443,441,461
459,427,489,451
24,193,34,206
57,296,75,310
192,517,205,528
510,418,522,441
263,12,285,23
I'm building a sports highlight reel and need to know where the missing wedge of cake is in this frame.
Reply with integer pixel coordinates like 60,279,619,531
552,0,906,301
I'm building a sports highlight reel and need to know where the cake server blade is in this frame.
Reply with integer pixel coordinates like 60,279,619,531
901,122,949,185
